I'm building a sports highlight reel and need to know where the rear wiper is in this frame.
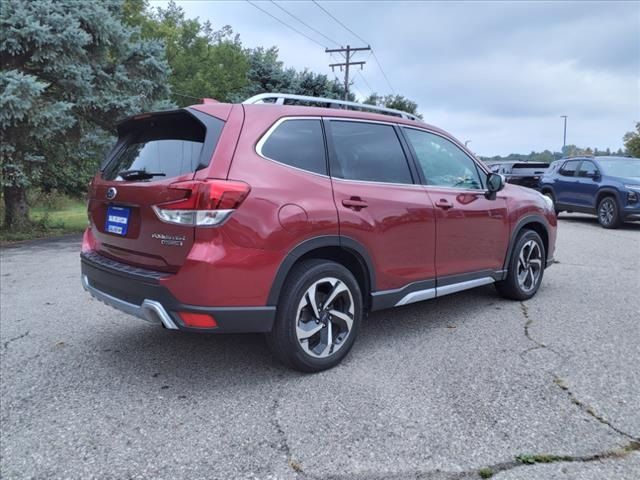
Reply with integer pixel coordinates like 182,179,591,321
118,169,166,181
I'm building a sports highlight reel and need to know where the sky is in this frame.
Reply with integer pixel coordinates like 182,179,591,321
151,1,640,156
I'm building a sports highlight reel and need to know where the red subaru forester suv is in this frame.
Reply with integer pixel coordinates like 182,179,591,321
81,93,557,372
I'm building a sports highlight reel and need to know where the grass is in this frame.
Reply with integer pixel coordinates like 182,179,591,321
515,453,572,465
478,467,493,478
1,196,87,244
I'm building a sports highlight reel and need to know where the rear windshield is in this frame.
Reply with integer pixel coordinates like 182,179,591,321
102,110,223,181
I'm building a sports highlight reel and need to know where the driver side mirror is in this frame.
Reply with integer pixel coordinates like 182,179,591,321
485,173,505,200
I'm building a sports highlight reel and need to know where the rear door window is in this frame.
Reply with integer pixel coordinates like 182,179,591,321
577,160,598,177
559,160,580,177
328,121,413,184
103,110,223,181
259,119,327,175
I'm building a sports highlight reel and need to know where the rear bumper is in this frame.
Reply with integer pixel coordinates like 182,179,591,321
81,251,275,333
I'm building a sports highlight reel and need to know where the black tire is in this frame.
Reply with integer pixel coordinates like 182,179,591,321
597,196,622,229
265,259,363,372
495,229,546,301
542,190,560,216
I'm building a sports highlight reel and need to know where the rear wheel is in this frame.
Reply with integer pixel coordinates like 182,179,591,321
266,259,362,372
495,230,546,301
597,196,622,229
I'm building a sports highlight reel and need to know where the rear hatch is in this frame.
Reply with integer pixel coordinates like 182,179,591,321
88,109,225,272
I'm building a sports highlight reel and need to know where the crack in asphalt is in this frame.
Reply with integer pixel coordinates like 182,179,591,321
2,330,29,350
271,398,304,476
519,301,640,443
308,441,640,479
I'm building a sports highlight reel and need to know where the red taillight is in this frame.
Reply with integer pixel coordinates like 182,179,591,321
152,179,250,226
179,312,217,328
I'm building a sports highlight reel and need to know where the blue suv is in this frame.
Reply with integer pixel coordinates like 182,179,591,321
539,156,640,228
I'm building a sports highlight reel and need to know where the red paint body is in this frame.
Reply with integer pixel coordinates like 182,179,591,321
84,103,557,310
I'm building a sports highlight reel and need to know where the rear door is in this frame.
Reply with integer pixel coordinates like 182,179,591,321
325,119,436,291
554,160,581,206
401,127,509,278
88,108,226,271
574,160,600,208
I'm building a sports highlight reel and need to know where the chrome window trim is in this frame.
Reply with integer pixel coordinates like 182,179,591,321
423,184,494,195
331,176,425,190
255,116,330,179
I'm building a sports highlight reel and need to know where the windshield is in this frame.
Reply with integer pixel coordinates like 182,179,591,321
597,158,640,178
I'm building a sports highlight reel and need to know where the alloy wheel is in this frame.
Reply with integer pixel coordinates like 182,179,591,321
599,199,615,226
295,277,355,359
517,240,542,293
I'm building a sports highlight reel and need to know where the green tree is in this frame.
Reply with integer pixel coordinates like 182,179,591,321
237,46,352,102
623,122,640,158
364,93,422,118
124,0,249,106
1,0,170,230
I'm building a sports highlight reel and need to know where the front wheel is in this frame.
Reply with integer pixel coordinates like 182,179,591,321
266,259,363,372
495,230,546,301
597,196,622,229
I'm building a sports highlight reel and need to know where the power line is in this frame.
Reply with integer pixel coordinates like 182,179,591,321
356,70,373,96
371,51,396,94
246,0,326,48
269,1,340,48
311,0,368,45
172,90,204,101
311,0,396,94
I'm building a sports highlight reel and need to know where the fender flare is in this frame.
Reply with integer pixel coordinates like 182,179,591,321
502,214,551,272
266,235,376,306
593,187,619,209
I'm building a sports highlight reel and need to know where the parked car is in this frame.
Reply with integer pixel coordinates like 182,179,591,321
539,156,640,228
487,161,549,190
81,93,557,372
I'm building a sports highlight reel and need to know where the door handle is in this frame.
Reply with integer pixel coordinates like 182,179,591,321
435,199,454,209
342,197,368,210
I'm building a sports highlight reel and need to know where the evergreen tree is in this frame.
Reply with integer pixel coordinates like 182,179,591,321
1,0,171,230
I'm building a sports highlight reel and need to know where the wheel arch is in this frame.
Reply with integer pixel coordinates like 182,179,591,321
595,188,619,209
267,236,375,310
503,215,550,271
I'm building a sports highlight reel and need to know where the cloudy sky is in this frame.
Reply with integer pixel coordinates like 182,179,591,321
152,1,640,156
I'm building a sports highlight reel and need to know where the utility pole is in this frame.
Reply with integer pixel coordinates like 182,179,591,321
326,45,371,100
560,115,568,152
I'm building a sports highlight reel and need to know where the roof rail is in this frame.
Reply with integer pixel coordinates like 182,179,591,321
242,93,422,122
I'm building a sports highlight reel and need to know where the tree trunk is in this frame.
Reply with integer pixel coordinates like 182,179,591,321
3,185,31,231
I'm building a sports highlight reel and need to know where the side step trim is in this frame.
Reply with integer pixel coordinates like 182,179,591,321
436,277,495,297
394,276,495,307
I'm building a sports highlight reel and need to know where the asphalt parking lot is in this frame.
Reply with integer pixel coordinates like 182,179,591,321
1,214,639,480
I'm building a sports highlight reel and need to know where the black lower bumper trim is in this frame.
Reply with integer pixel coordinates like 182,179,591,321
81,252,275,333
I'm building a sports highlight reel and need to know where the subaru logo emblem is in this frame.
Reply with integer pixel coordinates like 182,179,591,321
106,187,117,200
